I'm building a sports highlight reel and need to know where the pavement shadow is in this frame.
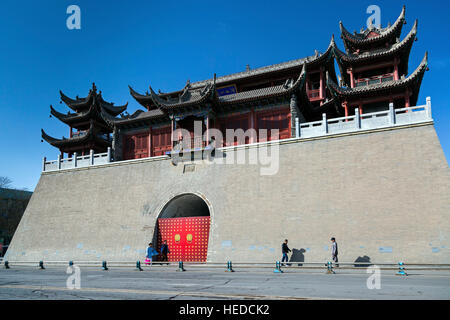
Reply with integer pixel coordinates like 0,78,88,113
354,255,372,268
289,248,306,266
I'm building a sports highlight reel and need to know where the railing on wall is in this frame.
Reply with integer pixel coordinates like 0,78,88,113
43,147,112,172
296,97,432,139
42,97,433,172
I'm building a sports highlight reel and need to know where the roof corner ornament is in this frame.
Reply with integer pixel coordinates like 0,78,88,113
246,64,250,71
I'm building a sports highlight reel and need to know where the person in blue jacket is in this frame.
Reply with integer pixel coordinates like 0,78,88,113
146,242,159,266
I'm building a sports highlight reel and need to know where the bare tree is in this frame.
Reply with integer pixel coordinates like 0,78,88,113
0,176,13,189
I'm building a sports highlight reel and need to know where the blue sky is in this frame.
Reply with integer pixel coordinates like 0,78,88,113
0,0,448,191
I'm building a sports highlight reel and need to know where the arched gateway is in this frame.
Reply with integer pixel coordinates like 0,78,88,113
156,194,211,262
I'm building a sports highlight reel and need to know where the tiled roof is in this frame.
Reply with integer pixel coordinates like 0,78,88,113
340,6,406,52
327,51,428,98
334,19,417,64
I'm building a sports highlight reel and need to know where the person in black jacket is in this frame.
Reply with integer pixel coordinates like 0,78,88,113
281,239,291,266
161,240,170,265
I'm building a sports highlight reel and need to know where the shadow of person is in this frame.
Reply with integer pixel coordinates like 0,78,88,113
289,248,306,266
354,255,372,268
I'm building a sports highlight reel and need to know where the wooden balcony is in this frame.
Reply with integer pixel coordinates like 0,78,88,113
355,73,394,87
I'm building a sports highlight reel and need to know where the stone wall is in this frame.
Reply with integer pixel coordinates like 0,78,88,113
6,123,450,264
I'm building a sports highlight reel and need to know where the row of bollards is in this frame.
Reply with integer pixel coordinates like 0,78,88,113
1,260,408,275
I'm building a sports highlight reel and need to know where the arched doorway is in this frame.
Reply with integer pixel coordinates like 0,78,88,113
156,194,210,262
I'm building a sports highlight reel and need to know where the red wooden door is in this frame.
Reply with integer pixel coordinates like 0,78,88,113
123,133,149,160
257,108,291,142
151,126,172,156
157,216,210,262
219,114,250,146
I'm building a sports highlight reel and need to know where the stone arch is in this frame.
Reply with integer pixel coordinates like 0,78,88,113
152,192,213,262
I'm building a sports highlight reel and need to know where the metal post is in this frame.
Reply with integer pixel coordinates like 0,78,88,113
107,147,111,163
426,96,432,119
73,152,77,168
389,103,395,125
322,113,328,134
90,149,94,165
177,261,185,272
226,261,234,272
326,261,335,274
396,262,408,276
136,260,143,271
57,154,61,170
102,261,108,271
39,261,45,270
273,261,283,273
355,108,361,129
295,117,300,138
42,157,46,172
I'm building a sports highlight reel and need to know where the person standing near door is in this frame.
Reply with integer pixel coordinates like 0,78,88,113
161,240,170,264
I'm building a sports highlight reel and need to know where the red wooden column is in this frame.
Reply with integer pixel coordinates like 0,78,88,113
69,126,73,138
148,127,152,157
205,114,209,146
358,102,363,115
319,67,324,99
405,92,410,108
393,58,399,81
342,101,349,119
347,68,355,88
250,108,256,144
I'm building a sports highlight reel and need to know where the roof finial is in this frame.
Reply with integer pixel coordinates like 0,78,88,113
246,64,250,71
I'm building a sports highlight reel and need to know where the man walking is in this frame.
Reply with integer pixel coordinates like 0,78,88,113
331,237,339,267
161,240,170,265
281,239,291,266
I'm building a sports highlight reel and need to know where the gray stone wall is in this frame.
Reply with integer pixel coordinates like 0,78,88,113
6,123,450,264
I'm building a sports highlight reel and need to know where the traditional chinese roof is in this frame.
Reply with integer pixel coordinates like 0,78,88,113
334,20,418,87
129,37,336,111
340,6,406,54
216,65,306,107
41,121,111,150
50,83,128,130
59,83,127,115
43,84,127,152
327,51,428,106
100,107,168,128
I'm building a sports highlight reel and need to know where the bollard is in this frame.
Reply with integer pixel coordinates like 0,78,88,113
177,261,186,272
102,261,109,271
326,261,335,274
39,261,45,270
69,261,74,267
136,260,143,271
225,261,234,272
4,261,9,269
273,261,283,273
396,262,408,276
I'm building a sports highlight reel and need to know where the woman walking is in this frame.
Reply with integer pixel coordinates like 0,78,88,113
145,242,159,266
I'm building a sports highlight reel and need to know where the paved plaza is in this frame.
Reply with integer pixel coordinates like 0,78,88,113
0,265,449,300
